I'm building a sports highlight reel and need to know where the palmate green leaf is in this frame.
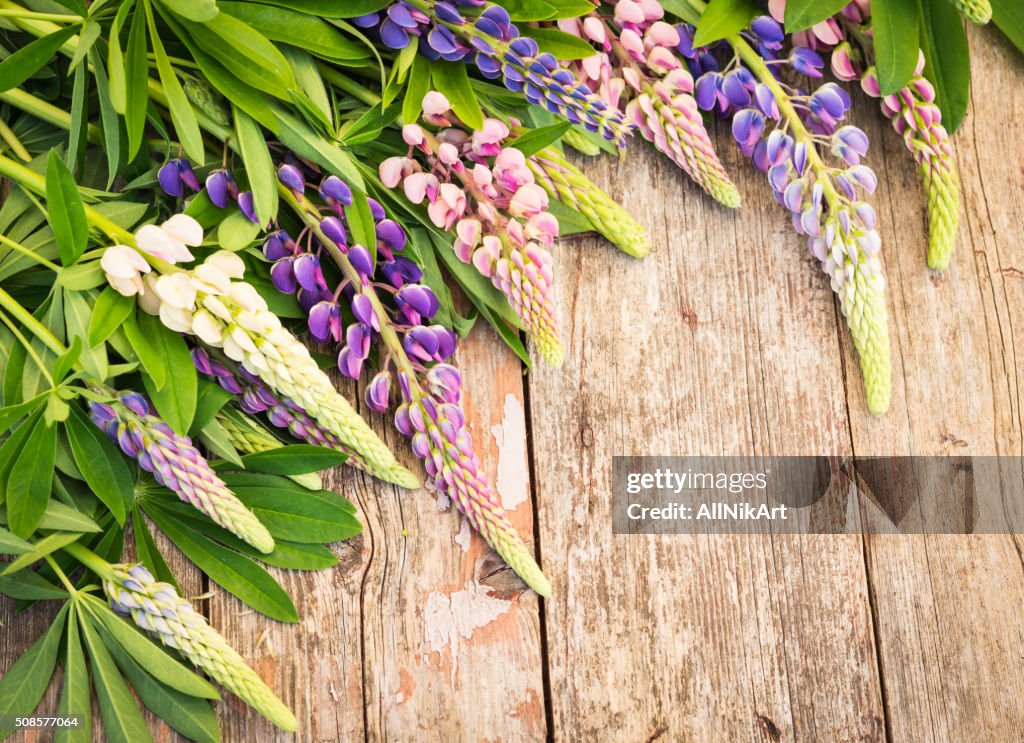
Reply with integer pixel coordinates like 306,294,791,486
992,0,1024,55
0,603,67,736
274,109,364,188
431,61,484,130
86,598,220,699
0,392,46,432
184,13,295,94
692,0,760,45
283,48,333,127
252,0,388,15
146,1,205,163
65,406,134,525
157,0,219,22
496,0,594,21
2,532,83,576
132,506,180,590
122,310,166,386
528,27,599,59
873,0,921,94
234,107,278,225
919,0,971,131
89,286,134,346
783,0,850,32
78,613,155,743
347,191,377,257
104,637,221,743
67,63,88,170
0,25,80,93
510,122,572,157
6,416,57,537
145,501,299,621
221,472,360,542
145,495,338,569
125,1,150,159
56,260,106,290
107,0,133,114
56,603,91,743
189,379,235,436
63,290,108,381
46,151,88,267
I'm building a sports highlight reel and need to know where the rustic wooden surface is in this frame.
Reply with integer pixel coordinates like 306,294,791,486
4,21,1024,743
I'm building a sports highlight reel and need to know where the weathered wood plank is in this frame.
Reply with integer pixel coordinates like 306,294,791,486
847,26,1024,743
528,143,884,742
212,322,546,741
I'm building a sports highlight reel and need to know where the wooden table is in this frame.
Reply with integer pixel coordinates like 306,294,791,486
5,24,1024,743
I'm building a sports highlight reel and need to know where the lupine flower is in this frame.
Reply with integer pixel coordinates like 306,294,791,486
157,158,201,198
694,17,891,413
101,229,419,489
89,391,275,552
103,563,296,731
353,1,630,144
268,165,550,595
100,245,150,296
556,5,740,207
380,95,564,366
215,408,322,490
769,1,960,270
192,347,371,476
527,144,651,257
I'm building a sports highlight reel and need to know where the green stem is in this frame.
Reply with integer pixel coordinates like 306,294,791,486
0,233,62,271
61,541,114,580
0,88,101,142
43,554,80,595
0,116,30,161
0,6,78,21
318,66,382,107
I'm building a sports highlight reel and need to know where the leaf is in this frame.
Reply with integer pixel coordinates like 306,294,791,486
221,472,361,543
46,151,89,266
0,25,80,92
431,61,484,130
65,406,134,525
919,0,971,132
0,604,67,732
528,27,599,59
79,613,155,743
187,13,295,92
189,379,235,435
2,532,83,576
147,3,205,163
38,500,102,533
219,1,369,62
90,50,123,187
89,287,135,346
53,336,83,384
132,507,179,590
873,0,921,95
125,2,150,159
232,445,348,475
0,393,46,432
63,290,108,381
692,0,760,45
274,110,364,188
107,0,132,114
56,604,91,743
992,0,1024,56
103,637,221,743
0,526,32,555
57,260,106,290
157,0,220,22
146,503,299,621
7,416,57,537
510,123,571,157
252,0,388,15
783,0,850,32
403,54,432,124
89,600,220,699
0,569,67,600
216,209,262,250
347,190,377,255
234,108,278,225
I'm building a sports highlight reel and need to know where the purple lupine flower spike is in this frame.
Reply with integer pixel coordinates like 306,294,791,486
89,388,274,552
263,164,550,595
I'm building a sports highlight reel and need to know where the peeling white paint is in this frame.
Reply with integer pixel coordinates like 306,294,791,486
453,518,471,552
489,394,529,511
423,581,512,685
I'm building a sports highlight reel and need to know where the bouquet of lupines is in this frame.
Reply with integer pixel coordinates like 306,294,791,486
2,0,1023,737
